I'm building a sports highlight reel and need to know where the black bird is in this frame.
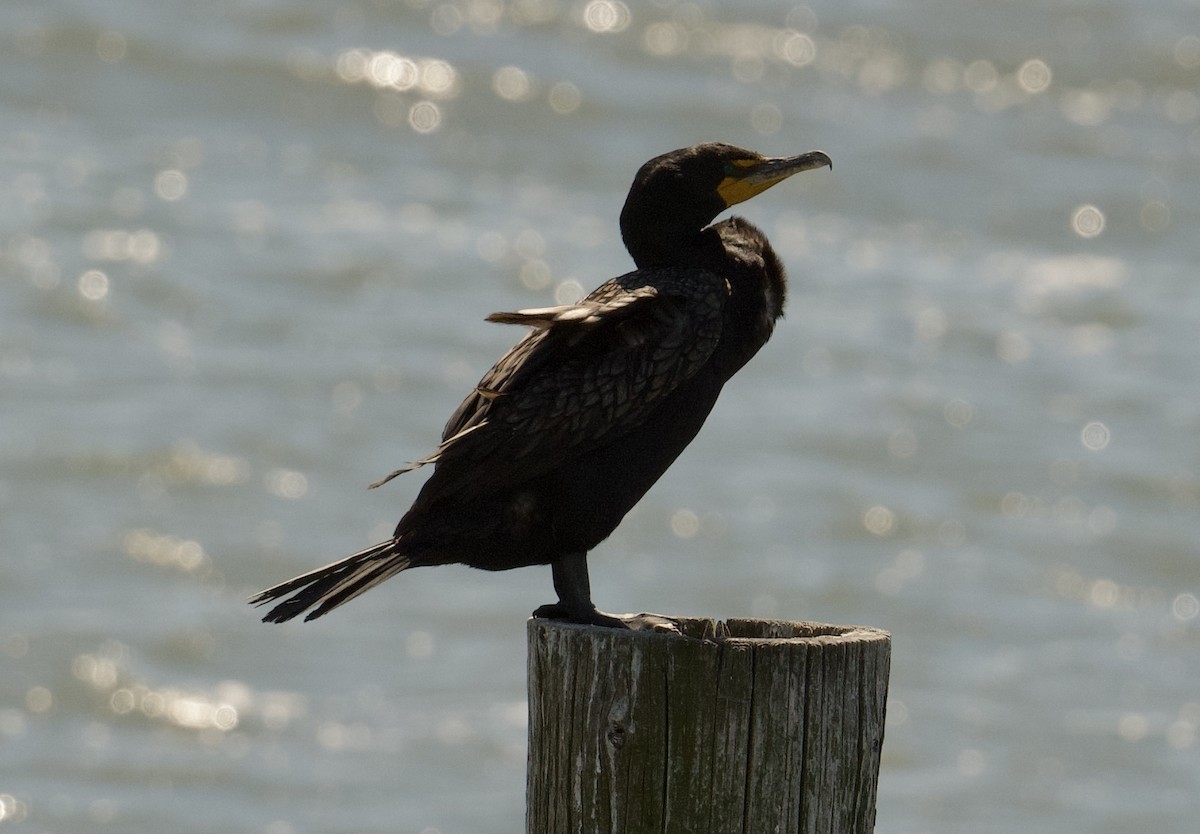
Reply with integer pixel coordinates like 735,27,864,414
250,143,831,629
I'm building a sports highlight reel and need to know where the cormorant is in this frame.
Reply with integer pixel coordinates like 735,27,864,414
250,143,831,629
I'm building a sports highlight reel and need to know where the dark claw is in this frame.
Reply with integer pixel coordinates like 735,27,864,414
531,602,569,620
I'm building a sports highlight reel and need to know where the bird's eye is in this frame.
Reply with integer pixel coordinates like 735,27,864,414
723,159,760,176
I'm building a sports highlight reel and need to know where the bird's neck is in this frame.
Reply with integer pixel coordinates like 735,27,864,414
621,224,725,270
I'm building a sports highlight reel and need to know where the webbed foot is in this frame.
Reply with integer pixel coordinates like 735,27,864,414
532,603,678,633
536,553,680,633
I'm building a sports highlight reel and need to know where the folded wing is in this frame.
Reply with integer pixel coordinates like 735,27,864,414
371,268,727,499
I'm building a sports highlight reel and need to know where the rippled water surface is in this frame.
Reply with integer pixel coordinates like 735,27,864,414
3,1,1198,832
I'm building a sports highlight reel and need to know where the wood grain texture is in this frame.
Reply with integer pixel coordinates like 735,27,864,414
527,617,890,834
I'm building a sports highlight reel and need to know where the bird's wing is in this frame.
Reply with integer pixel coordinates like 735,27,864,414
370,268,727,496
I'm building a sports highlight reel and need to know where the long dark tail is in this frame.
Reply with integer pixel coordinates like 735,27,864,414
249,539,412,623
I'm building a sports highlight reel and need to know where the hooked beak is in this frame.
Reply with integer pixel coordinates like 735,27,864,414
717,150,832,208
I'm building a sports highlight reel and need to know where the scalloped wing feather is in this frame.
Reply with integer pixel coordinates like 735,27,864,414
374,268,727,500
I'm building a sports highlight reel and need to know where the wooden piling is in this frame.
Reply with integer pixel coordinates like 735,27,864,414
526,616,890,834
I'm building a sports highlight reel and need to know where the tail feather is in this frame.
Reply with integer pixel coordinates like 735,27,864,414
249,539,412,623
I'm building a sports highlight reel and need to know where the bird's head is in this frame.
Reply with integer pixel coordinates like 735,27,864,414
620,143,831,267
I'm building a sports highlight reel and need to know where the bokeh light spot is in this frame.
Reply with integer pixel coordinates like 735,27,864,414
1089,578,1119,608
420,60,458,97
123,529,210,573
519,260,552,290
368,51,416,89
643,22,687,57
554,279,584,304
1117,713,1148,743
670,509,700,539
476,231,507,262
750,102,782,134
778,32,816,67
548,81,582,114
1070,204,1105,238
1062,90,1111,126
583,0,630,33
1172,593,1199,621
731,54,765,83
1080,421,1110,451
408,101,442,133
963,60,998,93
25,686,53,714
78,269,110,301
493,66,534,101
863,505,896,537
1017,59,1052,93
154,169,188,201
514,228,545,259
996,331,1031,364
266,469,309,499
431,4,464,36
944,398,974,429
335,49,368,83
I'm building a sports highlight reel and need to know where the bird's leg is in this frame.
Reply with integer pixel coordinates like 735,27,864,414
534,551,613,623
533,552,678,632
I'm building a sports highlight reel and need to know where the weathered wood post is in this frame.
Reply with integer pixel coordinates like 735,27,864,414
526,616,890,834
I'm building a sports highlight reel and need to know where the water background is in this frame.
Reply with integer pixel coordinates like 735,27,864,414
2,1,1198,831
